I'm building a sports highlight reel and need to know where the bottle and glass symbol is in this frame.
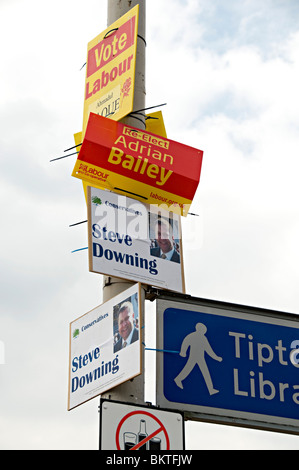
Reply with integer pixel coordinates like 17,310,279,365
123,432,137,450
123,419,161,450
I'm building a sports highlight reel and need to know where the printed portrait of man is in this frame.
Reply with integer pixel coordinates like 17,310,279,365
150,216,180,263
113,300,139,352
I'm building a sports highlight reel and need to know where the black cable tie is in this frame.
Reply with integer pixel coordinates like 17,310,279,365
64,143,82,153
49,152,78,162
130,111,145,116
104,28,118,39
126,114,146,128
137,34,147,46
114,187,148,200
69,220,88,227
80,62,86,71
133,103,167,114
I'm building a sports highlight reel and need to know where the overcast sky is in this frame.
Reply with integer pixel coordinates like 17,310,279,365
0,0,299,450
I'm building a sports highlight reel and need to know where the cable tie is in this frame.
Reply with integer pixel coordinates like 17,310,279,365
69,220,87,227
145,116,159,121
144,346,179,354
137,34,147,46
64,143,82,153
71,247,88,253
134,103,167,114
126,114,146,128
104,28,118,39
113,187,148,200
49,151,78,162
130,111,145,117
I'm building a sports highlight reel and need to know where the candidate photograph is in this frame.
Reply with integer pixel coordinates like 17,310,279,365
149,215,181,263
113,296,139,353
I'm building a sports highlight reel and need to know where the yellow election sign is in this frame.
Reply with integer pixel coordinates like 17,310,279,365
145,111,167,138
73,131,88,203
75,111,168,204
83,5,139,138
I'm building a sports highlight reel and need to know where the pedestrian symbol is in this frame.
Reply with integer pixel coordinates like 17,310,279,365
174,323,222,394
156,298,299,435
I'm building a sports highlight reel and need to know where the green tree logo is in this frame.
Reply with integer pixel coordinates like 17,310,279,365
92,196,102,206
73,329,80,339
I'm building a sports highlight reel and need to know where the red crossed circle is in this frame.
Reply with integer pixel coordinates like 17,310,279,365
115,410,170,450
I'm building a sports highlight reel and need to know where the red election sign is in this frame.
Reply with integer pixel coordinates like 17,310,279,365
71,114,203,216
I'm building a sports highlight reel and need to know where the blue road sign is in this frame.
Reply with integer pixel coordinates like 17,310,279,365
156,296,299,434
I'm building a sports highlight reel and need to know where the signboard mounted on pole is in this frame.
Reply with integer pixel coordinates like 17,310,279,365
73,110,168,204
87,186,185,293
82,5,139,138
156,292,299,435
145,110,167,138
99,399,185,450
72,114,203,216
68,283,142,410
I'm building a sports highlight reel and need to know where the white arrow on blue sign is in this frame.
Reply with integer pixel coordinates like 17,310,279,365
156,295,299,435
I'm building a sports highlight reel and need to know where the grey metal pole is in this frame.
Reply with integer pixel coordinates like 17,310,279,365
101,0,146,405
107,0,146,131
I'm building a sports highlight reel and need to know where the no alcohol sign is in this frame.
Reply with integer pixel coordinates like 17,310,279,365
99,399,185,450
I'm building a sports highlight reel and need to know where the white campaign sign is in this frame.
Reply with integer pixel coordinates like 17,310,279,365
87,186,185,293
68,283,142,410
